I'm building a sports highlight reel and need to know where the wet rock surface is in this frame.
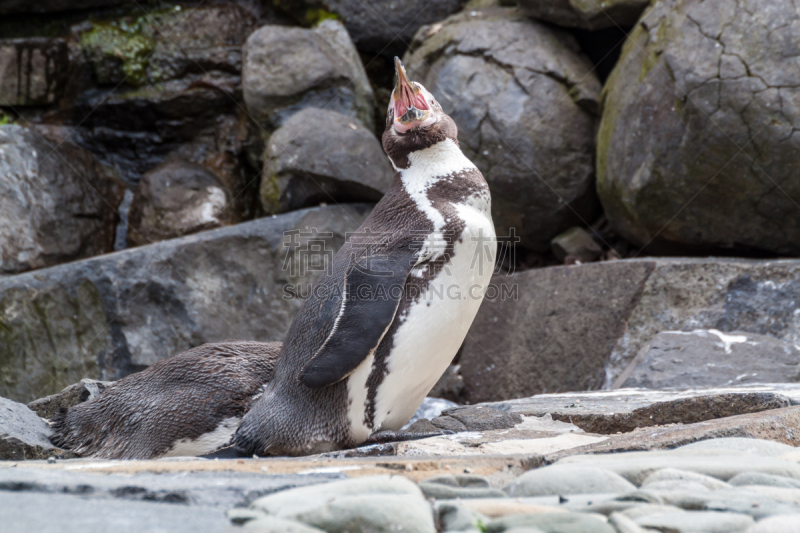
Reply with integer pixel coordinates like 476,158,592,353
0,125,124,275
0,397,65,460
0,204,370,403
404,7,601,252
260,108,392,215
517,0,651,29
597,0,800,256
127,159,238,246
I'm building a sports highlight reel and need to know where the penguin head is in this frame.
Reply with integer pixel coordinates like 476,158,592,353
382,57,458,168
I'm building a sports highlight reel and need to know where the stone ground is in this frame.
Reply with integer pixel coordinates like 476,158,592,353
4,385,800,532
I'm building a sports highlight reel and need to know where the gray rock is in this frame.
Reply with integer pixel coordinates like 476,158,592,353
557,450,800,486
404,7,601,252
27,379,110,419
0,0,126,14
425,475,491,488
676,438,800,458
597,0,800,256
486,512,615,533
622,488,800,519
608,512,649,533
434,501,489,532
419,481,505,499
616,330,800,389
278,0,466,56
504,464,636,497
250,475,435,533
0,125,124,275
0,38,69,105
404,397,460,429
747,514,800,533
242,516,326,532
0,396,65,460
551,227,603,263
243,20,374,133
0,491,229,533
127,160,237,246
261,108,392,214
0,204,370,403
633,510,755,532
67,5,258,195
729,473,800,490
517,0,650,29
457,257,800,398
642,468,731,491
441,405,523,431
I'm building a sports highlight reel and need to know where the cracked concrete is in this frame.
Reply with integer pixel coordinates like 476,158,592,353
403,7,601,252
598,0,800,256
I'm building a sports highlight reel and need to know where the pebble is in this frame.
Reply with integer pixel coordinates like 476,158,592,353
746,514,800,533
729,472,800,489
434,501,488,532
241,516,326,532
676,438,799,458
420,482,506,499
608,512,648,533
485,512,615,533
633,510,755,532
504,464,636,497
641,468,730,491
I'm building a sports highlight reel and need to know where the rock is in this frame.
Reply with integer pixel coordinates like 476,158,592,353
597,0,800,256
486,512,615,533
677,438,800,458
127,160,237,246
556,449,800,486
0,204,370,403
0,0,126,14
428,364,465,402
261,108,392,214
404,397,460,429
0,397,66,460
633,510,755,532
66,4,259,202
250,475,436,533
517,0,650,29
642,469,730,491
243,20,374,134
0,38,69,106
278,0,466,56
458,257,800,399
404,8,601,252
615,330,800,389
729,473,800,490
434,501,489,532
242,516,326,532
550,227,603,263
504,464,636,497
608,512,649,533
440,405,523,431
420,482,506,499
27,379,110,419
747,515,800,533
0,125,124,274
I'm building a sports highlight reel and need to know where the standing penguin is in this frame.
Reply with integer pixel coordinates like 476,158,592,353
234,59,496,456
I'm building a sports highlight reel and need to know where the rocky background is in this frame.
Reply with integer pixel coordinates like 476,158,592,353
3,0,800,531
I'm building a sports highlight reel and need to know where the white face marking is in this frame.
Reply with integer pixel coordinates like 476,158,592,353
161,417,241,458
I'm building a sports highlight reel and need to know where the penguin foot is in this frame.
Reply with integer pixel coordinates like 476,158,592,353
366,430,455,444
199,445,250,459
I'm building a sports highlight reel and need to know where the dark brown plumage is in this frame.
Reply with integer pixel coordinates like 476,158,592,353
50,341,281,459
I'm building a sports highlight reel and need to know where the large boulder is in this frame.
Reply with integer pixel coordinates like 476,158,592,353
597,0,800,255
459,258,800,403
261,108,393,214
277,0,466,56
517,0,651,29
0,204,370,403
127,160,238,246
0,125,124,274
243,20,374,133
0,38,70,106
404,8,601,251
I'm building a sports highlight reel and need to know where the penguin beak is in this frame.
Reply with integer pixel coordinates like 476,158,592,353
391,57,433,134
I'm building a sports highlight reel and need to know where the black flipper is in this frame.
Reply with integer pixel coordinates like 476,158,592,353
299,248,418,389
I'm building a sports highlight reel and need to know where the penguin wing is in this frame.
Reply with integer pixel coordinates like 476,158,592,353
298,246,419,388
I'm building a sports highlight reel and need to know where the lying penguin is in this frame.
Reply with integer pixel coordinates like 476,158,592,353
50,341,281,459
51,59,495,459
233,58,496,455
